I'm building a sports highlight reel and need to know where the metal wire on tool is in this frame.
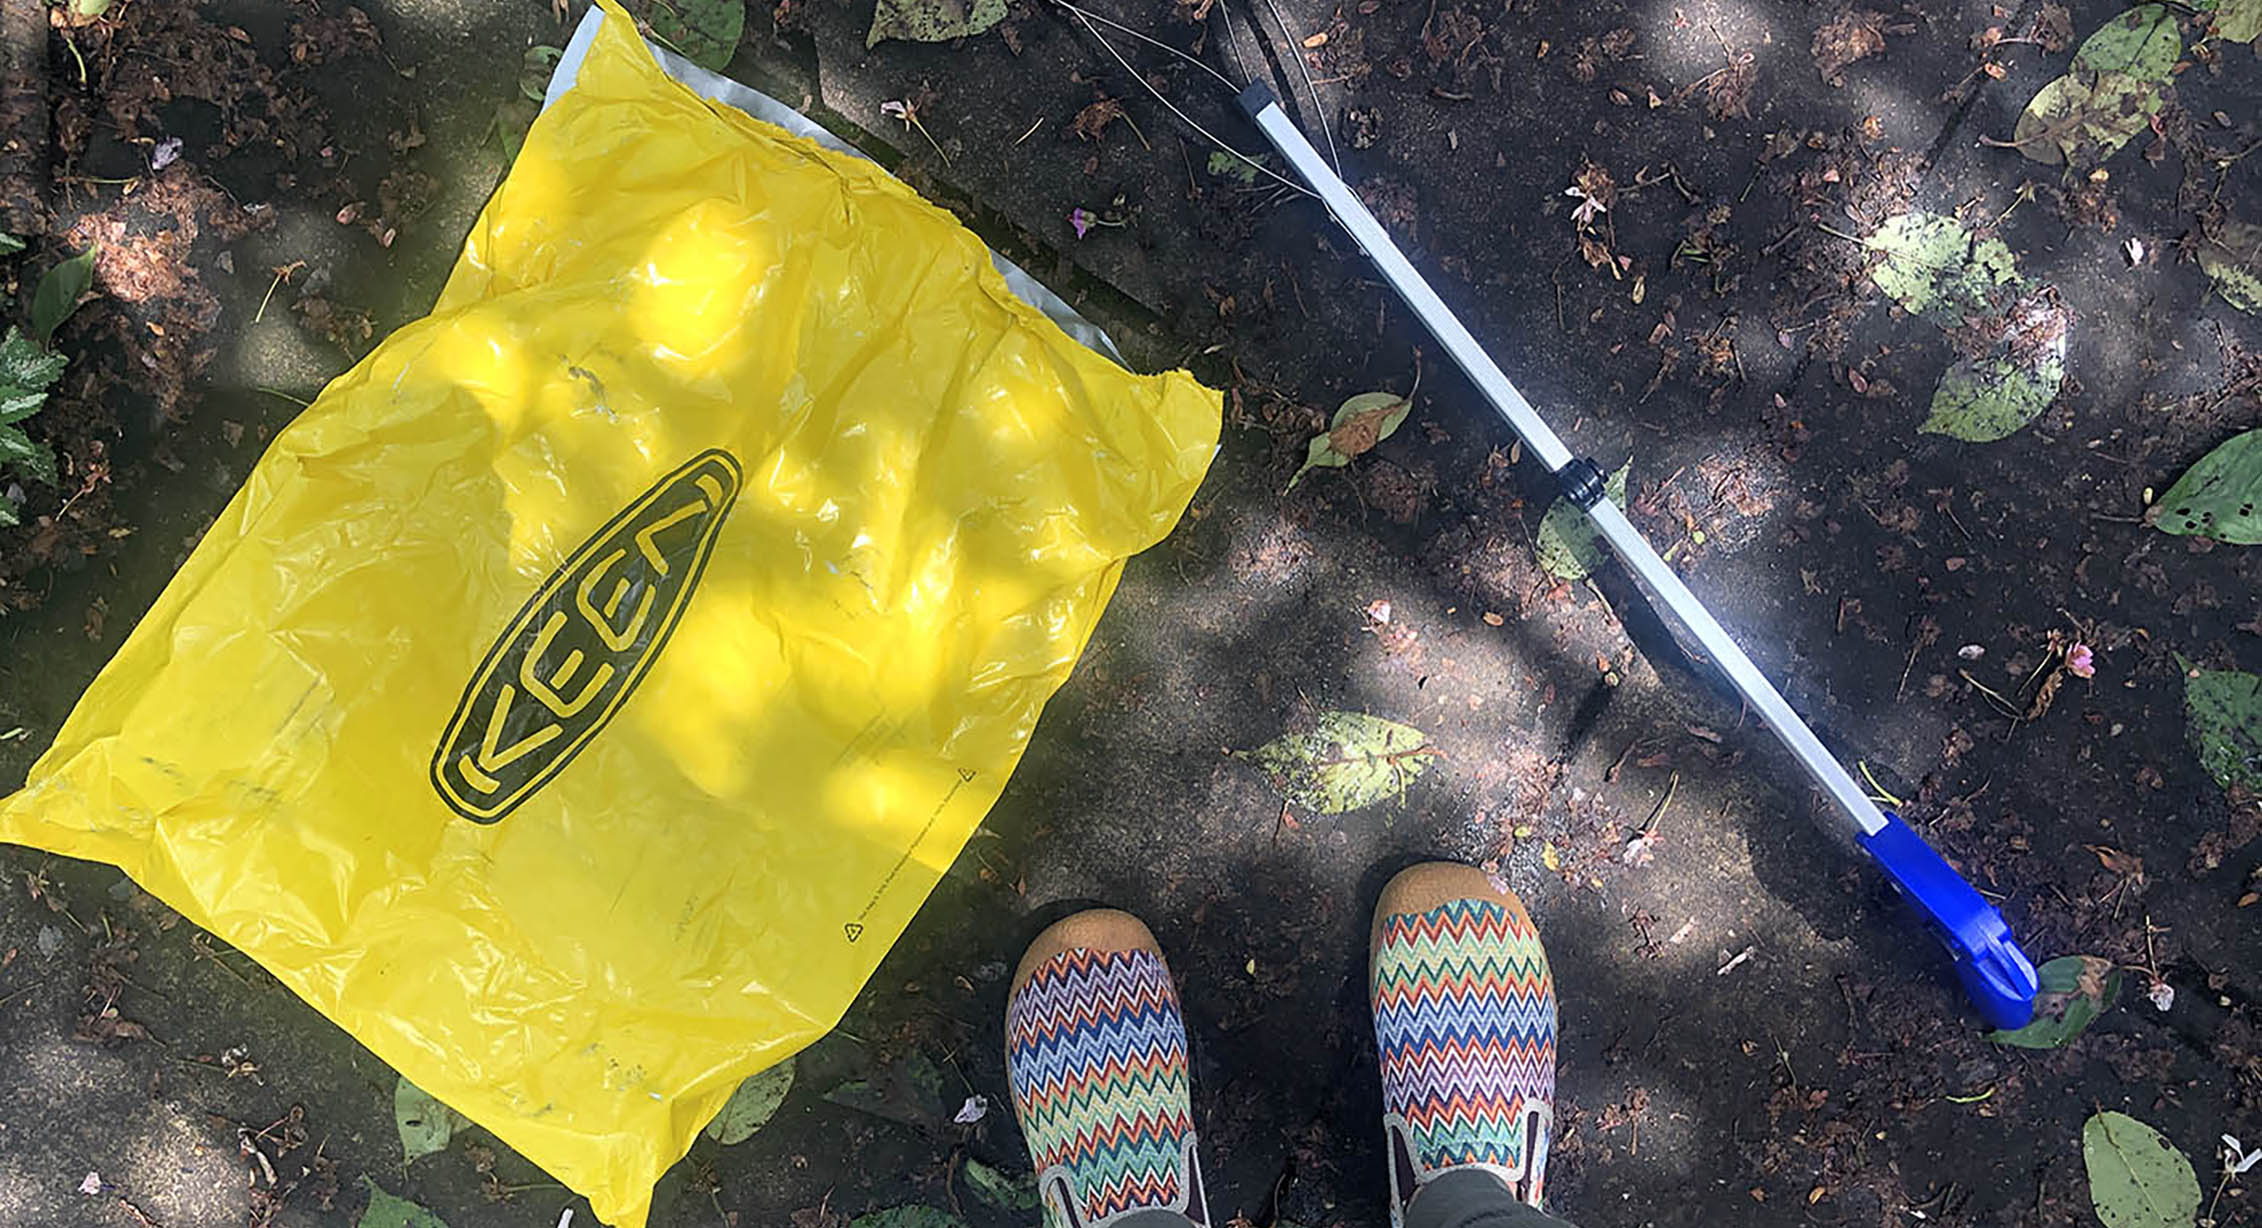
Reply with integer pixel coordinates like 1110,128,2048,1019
1047,0,1319,200
1254,0,1340,175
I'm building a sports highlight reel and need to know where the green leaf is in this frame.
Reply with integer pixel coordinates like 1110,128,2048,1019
2073,5,2181,82
394,1077,462,1164
2215,0,2261,42
2182,660,2262,793
0,424,57,487
2199,221,2262,313
1288,391,1414,489
521,44,563,103
2012,72,2162,166
847,1208,969,1228
962,1158,1038,1211
2150,429,2262,542
2083,1112,2200,1228
31,244,97,344
703,1059,795,1145
866,0,1004,46
1865,212,2021,327
1207,150,1263,186
0,327,67,393
357,1180,452,1228
648,0,746,70
1987,955,2122,1048
1242,711,1438,815
0,231,22,256
1535,460,1629,580
68,0,116,16
1922,347,2064,442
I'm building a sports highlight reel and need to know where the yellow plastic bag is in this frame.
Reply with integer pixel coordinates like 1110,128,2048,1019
0,6,1217,1222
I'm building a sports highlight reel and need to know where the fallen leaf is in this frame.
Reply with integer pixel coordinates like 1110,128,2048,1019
1920,290,2068,442
1865,212,2020,327
1988,954,2122,1048
847,1208,969,1228
962,1158,1037,1211
704,1060,796,1145
2213,0,2261,42
1288,391,1413,488
1812,9,1887,85
1241,711,1440,814
1534,461,1630,579
2179,656,2262,792
31,244,98,344
2083,1112,2200,1228
394,1077,463,1163
2012,72,2162,166
649,0,746,69
2148,428,2262,542
867,0,1005,47
1207,150,1264,185
2198,220,2262,313
2072,4,2181,81
358,1179,451,1228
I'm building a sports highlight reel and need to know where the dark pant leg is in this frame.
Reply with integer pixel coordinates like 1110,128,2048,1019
1404,1168,1579,1228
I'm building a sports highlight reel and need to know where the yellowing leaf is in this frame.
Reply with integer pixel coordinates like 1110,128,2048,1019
2012,72,2161,166
2199,221,2262,313
1540,841,1561,871
1865,213,2020,327
1242,711,1439,814
2214,0,2261,42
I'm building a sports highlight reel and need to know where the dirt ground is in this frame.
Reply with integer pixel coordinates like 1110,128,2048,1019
1,0,2258,1226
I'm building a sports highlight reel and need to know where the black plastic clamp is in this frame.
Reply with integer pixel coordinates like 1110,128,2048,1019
1555,458,1607,509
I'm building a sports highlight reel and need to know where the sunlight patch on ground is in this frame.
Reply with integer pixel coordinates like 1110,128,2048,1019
1642,0,1783,84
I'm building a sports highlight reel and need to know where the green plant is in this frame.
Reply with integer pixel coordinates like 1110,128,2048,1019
0,238,100,526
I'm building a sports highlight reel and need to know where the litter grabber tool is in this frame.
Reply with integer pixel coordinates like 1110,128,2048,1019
1232,83,2039,1031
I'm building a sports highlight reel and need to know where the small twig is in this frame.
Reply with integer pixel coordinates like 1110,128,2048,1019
1959,668,2022,716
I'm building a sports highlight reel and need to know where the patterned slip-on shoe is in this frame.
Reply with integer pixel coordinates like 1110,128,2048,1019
1370,863,1558,1228
1006,909,1209,1228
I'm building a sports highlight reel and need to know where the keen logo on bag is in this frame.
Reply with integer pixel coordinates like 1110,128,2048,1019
432,448,743,822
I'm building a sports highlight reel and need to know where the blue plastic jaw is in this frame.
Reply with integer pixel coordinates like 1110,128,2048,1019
1859,813,2040,1030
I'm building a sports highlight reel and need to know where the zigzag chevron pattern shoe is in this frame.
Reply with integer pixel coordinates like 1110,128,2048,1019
1006,910,1209,1228
1370,863,1558,1228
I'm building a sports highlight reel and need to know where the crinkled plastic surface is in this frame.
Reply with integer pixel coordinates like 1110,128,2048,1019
0,6,1218,1223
